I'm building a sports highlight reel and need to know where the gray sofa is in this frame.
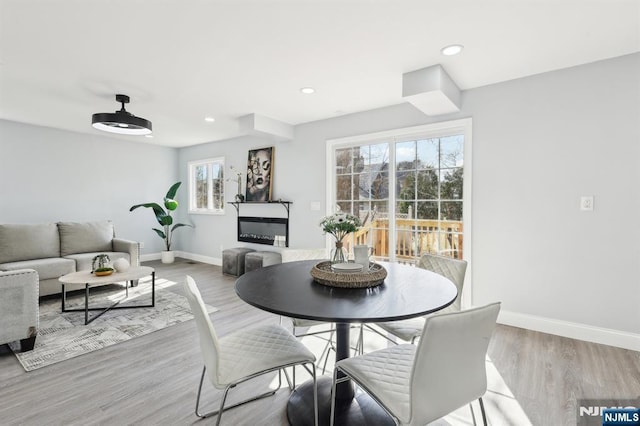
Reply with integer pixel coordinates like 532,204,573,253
0,220,139,297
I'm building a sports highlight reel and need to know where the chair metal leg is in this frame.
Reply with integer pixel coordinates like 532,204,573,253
321,347,332,375
479,397,488,426
292,365,297,387
356,323,364,355
194,366,278,423
194,361,317,425
214,386,231,426
309,363,319,426
294,325,336,375
329,366,361,426
329,368,338,426
363,323,400,345
294,362,319,426
319,329,335,374
291,329,325,386
283,367,294,391
194,366,208,417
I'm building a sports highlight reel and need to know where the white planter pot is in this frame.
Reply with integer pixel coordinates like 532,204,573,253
161,251,175,264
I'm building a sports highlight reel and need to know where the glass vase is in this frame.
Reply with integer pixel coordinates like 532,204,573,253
331,241,347,265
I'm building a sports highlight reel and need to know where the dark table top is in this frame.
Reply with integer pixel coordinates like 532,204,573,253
235,260,457,323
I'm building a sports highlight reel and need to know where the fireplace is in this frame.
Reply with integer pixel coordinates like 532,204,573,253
237,216,289,247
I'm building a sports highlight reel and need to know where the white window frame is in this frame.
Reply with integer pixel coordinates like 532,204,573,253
326,118,473,305
188,157,225,215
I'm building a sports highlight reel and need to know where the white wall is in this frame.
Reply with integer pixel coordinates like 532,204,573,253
177,53,640,346
0,119,178,255
466,53,640,339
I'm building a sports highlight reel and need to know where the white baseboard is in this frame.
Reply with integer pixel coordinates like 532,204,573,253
498,310,640,352
139,251,221,266
139,253,161,262
175,251,222,266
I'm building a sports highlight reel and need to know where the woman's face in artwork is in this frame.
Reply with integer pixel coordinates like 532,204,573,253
250,149,271,190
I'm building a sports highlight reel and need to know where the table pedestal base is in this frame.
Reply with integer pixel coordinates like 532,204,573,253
287,376,394,426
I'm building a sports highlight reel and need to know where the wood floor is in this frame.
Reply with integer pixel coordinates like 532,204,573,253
0,259,638,425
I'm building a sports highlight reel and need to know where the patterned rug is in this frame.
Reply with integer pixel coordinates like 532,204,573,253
10,278,217,371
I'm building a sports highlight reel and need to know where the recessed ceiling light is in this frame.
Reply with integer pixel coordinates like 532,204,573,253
441,44,464,56
300,87,315,94
204,117,215,122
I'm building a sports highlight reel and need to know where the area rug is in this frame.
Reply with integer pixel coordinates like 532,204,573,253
10,278,217,372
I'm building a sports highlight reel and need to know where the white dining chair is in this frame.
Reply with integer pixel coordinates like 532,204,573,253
281,249,338,374
282,249,366,375
330,302,501,426
366,253,468,344
182,275,318,426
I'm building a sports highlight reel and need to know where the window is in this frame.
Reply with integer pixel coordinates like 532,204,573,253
327,119,471,264
335,142,391,257
395,135,464,260
188,157,225,214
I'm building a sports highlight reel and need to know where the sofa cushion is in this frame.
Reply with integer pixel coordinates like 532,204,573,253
58,221,114,257
0,223,60,263
0,258,75,281
64,252,130,272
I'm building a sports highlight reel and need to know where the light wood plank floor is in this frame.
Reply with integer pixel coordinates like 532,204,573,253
0,259,638,425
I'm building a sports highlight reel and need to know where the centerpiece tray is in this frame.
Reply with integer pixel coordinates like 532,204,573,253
310,261,387,288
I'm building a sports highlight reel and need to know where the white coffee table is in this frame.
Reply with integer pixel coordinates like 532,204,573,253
59,266,155,325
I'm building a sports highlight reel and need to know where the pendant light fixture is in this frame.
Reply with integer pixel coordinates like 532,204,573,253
92,94,152,135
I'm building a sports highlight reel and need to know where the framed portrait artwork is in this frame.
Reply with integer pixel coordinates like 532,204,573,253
246,146,274,202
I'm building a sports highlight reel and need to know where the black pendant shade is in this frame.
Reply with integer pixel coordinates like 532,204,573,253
92,94,152,135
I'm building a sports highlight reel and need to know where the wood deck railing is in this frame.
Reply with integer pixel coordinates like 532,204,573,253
345,219,463,262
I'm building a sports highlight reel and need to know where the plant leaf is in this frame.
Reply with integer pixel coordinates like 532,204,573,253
159,214,173,226
130,203,167,226
152,228,166,239
171,223,193,232
165,182,181,200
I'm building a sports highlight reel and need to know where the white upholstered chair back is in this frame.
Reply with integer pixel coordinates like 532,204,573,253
183,276,223,388
281,248,330,328
280,248,329,263
418,253,468,311
409,302,501,425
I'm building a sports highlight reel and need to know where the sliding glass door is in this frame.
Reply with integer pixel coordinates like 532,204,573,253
328,120,471,264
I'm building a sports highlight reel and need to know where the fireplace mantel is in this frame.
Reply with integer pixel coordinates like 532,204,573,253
228,200,291,215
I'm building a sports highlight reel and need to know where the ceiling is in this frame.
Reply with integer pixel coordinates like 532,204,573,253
1,0,638,148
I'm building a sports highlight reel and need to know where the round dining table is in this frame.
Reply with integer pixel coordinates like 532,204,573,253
235,259,457,426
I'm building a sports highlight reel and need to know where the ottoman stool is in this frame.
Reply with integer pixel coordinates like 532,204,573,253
244,251,282,273
222,247,255,276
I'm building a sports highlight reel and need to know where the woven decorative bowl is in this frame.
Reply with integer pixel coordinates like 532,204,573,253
310,261,387,288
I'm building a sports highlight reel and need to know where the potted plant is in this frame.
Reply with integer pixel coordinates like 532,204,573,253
92,254,114,276
129,182,194,264
319,212,361,264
